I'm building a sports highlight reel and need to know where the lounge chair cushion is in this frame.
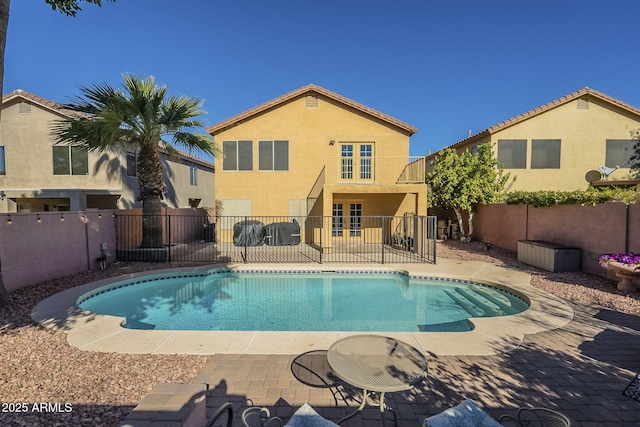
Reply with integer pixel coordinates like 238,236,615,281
424,399,502,427
285,403,339,427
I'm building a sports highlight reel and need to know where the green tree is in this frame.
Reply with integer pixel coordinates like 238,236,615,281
51,74,217,247
426,142,513,242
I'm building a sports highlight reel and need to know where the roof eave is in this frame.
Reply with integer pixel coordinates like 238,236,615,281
207,84,417,136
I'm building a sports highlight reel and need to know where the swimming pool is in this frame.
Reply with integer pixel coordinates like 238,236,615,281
78,269,529,332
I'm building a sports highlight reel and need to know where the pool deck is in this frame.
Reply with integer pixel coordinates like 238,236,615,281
31,259,573,356
30,260,640,426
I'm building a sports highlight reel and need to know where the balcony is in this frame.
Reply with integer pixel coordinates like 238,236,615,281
323,156,426,185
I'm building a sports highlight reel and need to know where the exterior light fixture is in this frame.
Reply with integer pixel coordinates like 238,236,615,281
6,215,11,224
60,214,65,222
36,214,41,223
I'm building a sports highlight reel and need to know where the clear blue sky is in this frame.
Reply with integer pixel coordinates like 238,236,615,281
5,0,640,156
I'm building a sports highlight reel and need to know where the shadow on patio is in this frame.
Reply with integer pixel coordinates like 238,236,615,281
197,301,640,426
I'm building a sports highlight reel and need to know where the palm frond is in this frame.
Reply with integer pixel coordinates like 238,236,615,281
51,73,217,160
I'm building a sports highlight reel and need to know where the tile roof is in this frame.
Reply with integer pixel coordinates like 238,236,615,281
206,84,418,135
2,89,84,118
427,87,640,158
2,89,215,168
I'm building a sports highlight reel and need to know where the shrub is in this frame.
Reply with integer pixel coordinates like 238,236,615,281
503,187,639,207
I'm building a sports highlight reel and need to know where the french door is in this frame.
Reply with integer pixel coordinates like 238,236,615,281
340,144,373,182
332,202,363,238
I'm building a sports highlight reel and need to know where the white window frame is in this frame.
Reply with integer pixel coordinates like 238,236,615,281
258,140,289,171
126,150,137,177
497,139,527,169
190,165,198,186
222,140,253,171
0,146,5,175
52,145,89,175
531,139,561,169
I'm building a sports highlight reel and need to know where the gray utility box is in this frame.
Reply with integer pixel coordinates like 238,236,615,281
517,240,581,272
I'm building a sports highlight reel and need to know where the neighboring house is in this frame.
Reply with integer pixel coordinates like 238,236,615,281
0,89,215,213
207,84,427,244
426,87,640,192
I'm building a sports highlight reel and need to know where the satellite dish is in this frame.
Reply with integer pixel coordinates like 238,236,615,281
598,165,620,180
585,170,602,183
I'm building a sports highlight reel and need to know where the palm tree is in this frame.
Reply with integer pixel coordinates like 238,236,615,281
51,74,217,248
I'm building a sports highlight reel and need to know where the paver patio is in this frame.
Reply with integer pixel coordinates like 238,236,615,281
199,300,640,427
28,256,640,426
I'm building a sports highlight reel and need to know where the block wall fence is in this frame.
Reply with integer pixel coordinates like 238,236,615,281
0,210,116,293
1,203,636,293
0,208,207,293
471,202,639,277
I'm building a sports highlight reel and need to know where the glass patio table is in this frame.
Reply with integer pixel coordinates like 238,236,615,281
327,334,428,426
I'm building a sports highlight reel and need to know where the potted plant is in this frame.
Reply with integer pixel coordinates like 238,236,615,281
393,231,407,249
598,252,640,291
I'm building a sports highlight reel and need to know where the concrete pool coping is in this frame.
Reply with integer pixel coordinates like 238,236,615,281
31,259,574,356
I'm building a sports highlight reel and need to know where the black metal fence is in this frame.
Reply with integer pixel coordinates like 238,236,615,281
115,214,437,264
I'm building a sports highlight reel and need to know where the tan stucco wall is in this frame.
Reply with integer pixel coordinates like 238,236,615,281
0,101,124,196
453,97,640,192
0,98,215,212
162,157,215,208
213,94,425,217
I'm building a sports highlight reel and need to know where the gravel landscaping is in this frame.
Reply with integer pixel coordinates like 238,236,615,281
0,240,638,426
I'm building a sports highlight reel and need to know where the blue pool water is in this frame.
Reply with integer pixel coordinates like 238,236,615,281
78,270,529,332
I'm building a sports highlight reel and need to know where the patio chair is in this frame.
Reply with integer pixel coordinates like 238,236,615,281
499,407,571,427
206,402,234,427
241,406,283,427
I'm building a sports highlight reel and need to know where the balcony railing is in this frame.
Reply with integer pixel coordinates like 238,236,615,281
323,156,426,185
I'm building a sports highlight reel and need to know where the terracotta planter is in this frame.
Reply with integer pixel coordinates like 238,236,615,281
600,261,640,291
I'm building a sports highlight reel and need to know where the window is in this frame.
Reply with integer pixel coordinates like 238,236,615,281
497,139,527,169
350,203,362,237
222,140,253,171
0,146,5,175
53,146,88,175
531,139,561,168
258,140,289,171
190,165,198,186
606,139,635,168
341,145,354,179
341,143,374,180
360,145,372,179
332,203,343,236
126,151,137,177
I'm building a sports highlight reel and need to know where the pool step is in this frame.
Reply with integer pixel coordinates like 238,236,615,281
443,289,486,318
418,319,473,332
455,287,505,315
472,286,516,312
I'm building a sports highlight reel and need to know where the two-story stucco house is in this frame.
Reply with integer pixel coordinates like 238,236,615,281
0,89,215,213
426,87,640,192
207,84,428,251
